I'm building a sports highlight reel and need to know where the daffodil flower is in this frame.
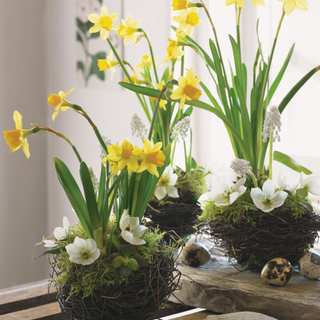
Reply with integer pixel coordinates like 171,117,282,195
226,0,244,8
201,177,247,207
47,88,74,121
170,68,202,109
135,55,158,73
3,111,32,159
66,237,100,265
104,139,142,173
300,172,320,196
278,0,308,15
97,50,119,80
252,0,266,6
137,139,165,177
150,81,167,110
278,174,299,193
251,179,288,212
172,8,202,36
155,166,179,200
172,0,189,11
118,14,141,45
120,210,147,245
162,38,184,63
88,6,118,40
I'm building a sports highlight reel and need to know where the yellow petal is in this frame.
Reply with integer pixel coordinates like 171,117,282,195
22,139,30,159
89,23,101,33
178,76,187,88
109,12,119,22
101,6,108,16
88,13,100,23
13,111,23,130
296,0,308,11
4,129,22,151
186,68,196,83
100,28,108,40
143,139,152,153
179,95,187,109
170,87,184,100
284,0,296,14
226,0,236,6
52,110,59,121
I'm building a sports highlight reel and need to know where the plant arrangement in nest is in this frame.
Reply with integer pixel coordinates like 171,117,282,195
110,0,320,269
87,5,210,238
3,73,181,319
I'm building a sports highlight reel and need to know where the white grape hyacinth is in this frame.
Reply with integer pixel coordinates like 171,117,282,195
198,176,247,207
262,105,282,143
131,113,147,140
251,179,288,213
300,172,320,196
66,237,100,265
154,166,179,200
170,116,191,142
120,210,147,245
44,216,71,248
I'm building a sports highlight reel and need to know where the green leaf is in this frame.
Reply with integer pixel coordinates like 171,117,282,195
183,106,193,117
131,255,145,268
279,66,320,114
112,256,124,268
229,35,242,89
80,162,100,230
89,51,106,81
128,258,140,271
274,151,312,174
118,244,136,257
54,157,92,237
119,265,132,277
161,66,170,83
44,246,66,254
76,32,83,44
89,32,100,39
296,188,308,199
98,164,106,217
77,61,84,75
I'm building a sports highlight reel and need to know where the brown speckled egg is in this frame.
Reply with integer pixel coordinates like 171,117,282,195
299,252,320,280
261,258,293,286
179,242,210,267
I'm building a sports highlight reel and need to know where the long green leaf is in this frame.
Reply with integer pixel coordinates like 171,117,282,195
279,66,320,114
54,157,92,237
80,162,100,230
274,151,312,175
98,164,106,217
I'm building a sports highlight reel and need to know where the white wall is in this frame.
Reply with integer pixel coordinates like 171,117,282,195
0,0,48,289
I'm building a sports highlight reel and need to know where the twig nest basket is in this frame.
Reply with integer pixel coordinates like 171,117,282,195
205,206,320,271
50,246,181,320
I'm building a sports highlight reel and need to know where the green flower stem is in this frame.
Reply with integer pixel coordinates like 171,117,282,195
180,47,185,77
183,140,188,172
31,124,83,163
123,61,136,74
107,39,150,122
236,9,242,57
269,135,274,180
138,29,159,84
170,138,178,166
256,10,285,171
250,173,258,188
131,173,142,217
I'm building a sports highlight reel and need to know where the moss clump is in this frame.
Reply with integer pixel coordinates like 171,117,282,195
49,225,174,298
199,189,311,225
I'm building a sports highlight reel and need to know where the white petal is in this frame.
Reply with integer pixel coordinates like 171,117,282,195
170,173,178,186
271,191,288,208
306,176,320,195
262,179,275,196
86,238,97,252
129,217,140,230
211,179,230,194
155,186,167,200
250,187,264,201
167,186,179,198
74,237,88,249
54,227,66,240
132,225,147,238
63,216,70,231
300,172,306,186
66,244,80,256
233,177,246,191
229,192,239,205
237,186,247,197
69,256,85,265
130,237,146,245
120,213,130,230
81,258,95,266
43,240,56,248
90,248,100,261
122,230,133,243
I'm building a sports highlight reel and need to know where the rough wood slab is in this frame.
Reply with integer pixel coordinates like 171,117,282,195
170,238,320,320
0,283,56,315
0,302,68,320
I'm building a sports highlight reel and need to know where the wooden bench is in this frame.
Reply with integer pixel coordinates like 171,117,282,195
0,281,216,320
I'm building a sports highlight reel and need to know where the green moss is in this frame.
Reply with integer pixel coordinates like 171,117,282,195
198,189,311,224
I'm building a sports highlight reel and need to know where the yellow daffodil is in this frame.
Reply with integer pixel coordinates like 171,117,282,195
172,0,189,11
88,6,118,40
170,68,202,109
278,0,308,15
3,111,32,159
163,38,184,63
135,55,158,73
105,140,142,173
118,14,141,45
226,0,244,8
150,81,167,110
124,74,148,85
172,8,202,36
137,139,165,177
97,50,119,80
47,88,74,121
252,0,266,6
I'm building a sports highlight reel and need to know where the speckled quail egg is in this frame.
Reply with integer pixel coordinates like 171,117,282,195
261,258,293,286
179,242,211,267
299,252,320,280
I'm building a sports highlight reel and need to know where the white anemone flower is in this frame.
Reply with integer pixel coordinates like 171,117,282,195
54,216,70,240
66,237,100,265
300,172,320,196
120,210,147,245
155,166,179,200
198,191,215,210
201,176,247,207
251,179,288,212
278,174,299,193
43,240,57,248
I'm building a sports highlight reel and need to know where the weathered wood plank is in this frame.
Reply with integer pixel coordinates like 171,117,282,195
0,302,68,320
170,240,320,320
